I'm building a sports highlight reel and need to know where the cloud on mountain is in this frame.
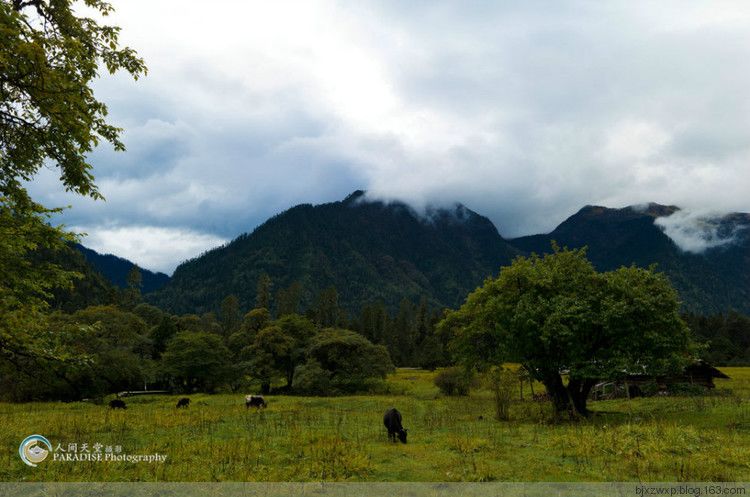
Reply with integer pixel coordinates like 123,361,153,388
26,0,750,272
655,210,748,254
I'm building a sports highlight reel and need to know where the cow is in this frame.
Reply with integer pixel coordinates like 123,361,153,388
245,394,267,409
109,399,127,410
383,407,407,443
176,397,190,408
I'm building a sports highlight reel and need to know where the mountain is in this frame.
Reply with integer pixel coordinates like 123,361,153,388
44,244,170,312
148,191,520,315
508,203,750,314
146,194,750,316
74,244,170,294
45,244,120,312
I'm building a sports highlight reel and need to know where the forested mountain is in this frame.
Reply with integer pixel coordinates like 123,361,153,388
44,244,121,312
508,203,750,314
148,191,520,315
37,244,170,312
145,194,749,317
74,244,170,293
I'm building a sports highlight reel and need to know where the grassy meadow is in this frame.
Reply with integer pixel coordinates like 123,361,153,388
2,368,749,482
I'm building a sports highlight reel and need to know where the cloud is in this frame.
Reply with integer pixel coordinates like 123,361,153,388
73,225,228,274
25,0,750,269
655,210,747,254
86,119,195,180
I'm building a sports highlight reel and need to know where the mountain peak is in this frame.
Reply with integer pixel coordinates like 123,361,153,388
151,191,518,314
570,203,680,223
628,202,680,218
509,202,750,314
343,189,367,203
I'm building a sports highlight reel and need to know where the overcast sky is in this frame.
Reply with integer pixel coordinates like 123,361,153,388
27,0,750,273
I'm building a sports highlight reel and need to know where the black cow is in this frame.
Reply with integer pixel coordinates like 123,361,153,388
383,407,407,443
109,399,127,409
176,397,190,408
245,394,267,409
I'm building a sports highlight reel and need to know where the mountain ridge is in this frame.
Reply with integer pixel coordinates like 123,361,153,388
509,202,750,314
74,244,170,294
148,192,520,314
68,191,749,316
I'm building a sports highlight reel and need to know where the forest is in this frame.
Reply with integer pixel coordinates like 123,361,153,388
4,245,750,404
0,262,451,402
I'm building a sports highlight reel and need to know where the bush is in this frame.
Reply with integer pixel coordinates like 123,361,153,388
484,366,516,420
293,360,332,395
666,382,709,396
639,381,661,397
306,329,395,393
364,380,408,396
434,367,474,396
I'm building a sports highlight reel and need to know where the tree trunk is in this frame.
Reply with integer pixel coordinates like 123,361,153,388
541,373,570,417
286,368,294,389
566,378,596,417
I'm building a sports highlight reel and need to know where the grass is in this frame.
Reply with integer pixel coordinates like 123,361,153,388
1,367,749,481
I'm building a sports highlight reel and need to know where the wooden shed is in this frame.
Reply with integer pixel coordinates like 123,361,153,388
591,360,729,400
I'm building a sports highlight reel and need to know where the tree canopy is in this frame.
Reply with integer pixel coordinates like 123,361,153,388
304,328,394,393
440,246,697,417
1,0,145,206
0,0,145,371
161,331,230,393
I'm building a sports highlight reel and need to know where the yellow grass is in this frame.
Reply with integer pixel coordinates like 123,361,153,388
1,368,748,481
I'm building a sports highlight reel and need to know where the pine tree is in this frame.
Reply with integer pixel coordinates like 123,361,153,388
276,281,302,317
219,295,241,338
255,273,272,310
314,286,341,328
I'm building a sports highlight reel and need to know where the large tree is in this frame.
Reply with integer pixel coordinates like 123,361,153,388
161,332,231,393
245,325,294,394
305,328,394,393
440,247,697,418
1,305,150,400
243,315,315,392
219,294,241,338
1,0,146,205
0,0,144,366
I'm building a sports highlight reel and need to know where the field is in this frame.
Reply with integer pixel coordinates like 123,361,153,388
2,368,750,482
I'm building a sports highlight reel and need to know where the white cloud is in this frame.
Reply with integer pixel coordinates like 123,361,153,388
655,210,745,253
27,0,750,267
73,225,228,274
603,120,671,164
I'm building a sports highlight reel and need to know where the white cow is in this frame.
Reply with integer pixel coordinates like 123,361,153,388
245,394,267,408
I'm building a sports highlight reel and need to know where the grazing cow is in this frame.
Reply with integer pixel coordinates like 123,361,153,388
109,399,127,410
176,397,190,408
245,394,267,409
383,407,407,443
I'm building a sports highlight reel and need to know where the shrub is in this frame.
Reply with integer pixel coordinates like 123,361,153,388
484,366,516,420
293,360,332,395
666,382,708,396
305,329,395,394
434,367,474,396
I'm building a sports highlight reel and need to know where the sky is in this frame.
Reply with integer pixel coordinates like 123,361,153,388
27,0,750,274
